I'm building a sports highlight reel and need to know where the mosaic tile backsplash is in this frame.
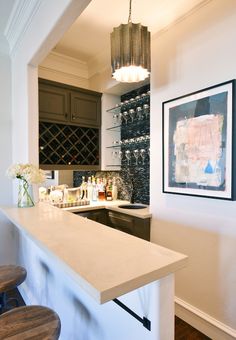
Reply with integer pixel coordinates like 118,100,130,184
119,84,150,204
74,84,150,205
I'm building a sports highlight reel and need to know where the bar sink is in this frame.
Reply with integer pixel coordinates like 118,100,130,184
118,204,147,209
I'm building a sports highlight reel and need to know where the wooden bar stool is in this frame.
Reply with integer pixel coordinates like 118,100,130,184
0,265,27,313
0,305,61,339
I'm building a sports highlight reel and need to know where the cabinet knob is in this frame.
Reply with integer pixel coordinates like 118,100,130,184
72,115,76,120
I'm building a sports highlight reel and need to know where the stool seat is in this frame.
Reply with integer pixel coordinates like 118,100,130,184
0,305,61,339
0,265,27,293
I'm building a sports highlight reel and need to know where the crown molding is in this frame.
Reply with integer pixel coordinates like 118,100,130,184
87,47,110,79
40,51,89,79
4,0,42,56
38,65,89,89
152,0,213,39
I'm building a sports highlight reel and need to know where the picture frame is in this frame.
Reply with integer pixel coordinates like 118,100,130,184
45,170,55,180
162,80,236,200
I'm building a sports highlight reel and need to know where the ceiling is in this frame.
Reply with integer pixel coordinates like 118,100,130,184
54,0,208,63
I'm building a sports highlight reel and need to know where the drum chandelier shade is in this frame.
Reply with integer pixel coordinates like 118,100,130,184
110,1,150,83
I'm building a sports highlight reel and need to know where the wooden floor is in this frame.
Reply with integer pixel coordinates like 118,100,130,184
3,290,211,339
175,316,211,340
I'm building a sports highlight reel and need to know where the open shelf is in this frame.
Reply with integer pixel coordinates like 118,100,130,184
106,125,121,131
106,93,150,114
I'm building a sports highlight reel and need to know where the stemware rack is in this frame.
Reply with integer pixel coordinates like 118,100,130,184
107,90,150,114
106,89,150,167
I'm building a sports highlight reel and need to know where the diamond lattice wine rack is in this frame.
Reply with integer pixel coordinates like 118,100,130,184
39,122,100,170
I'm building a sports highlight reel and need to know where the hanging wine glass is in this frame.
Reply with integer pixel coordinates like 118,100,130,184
143,104,150,119
133,149,139,165
123,100,129,110
118,112,123,124
140,149,146,165
136,106,143,120
112,150,118,159
113,113,119,125
129,109,136,123
125,150,131,165
123,111,129,125
118,150,123,160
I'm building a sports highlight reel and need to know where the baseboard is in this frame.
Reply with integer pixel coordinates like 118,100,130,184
175,297,236,340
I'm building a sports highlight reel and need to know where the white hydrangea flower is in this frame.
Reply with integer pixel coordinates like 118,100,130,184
6,163,46,184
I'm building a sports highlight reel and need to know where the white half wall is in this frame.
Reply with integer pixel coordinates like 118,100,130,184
150,0,236,338
13,221,175,340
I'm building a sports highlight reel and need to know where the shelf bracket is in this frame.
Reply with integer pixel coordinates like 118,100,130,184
113,298,151,331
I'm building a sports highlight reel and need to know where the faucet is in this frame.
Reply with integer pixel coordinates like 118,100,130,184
130,177,135,204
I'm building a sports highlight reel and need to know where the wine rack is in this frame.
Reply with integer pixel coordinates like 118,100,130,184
39,122,100,169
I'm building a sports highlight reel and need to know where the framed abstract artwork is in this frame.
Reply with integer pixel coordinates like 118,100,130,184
162,80,236,200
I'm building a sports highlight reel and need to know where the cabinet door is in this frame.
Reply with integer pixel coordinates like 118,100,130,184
106,211,135,236
75,210,107,225
71,91,101,127
39,83,69,123
106,211,150,241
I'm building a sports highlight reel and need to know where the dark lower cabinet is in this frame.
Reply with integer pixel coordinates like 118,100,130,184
106,210,150,241
75,209,107,225
75,209,150,241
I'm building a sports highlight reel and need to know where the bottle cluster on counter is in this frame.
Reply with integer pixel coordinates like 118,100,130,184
80,176,117,202
39,176,118,208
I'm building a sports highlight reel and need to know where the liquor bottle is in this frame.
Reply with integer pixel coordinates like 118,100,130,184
87,177,93,201
98,178,105,200
63,187,68,202
80,176,87,199
92,176,98,201
106,180,113,201
112,177,118,200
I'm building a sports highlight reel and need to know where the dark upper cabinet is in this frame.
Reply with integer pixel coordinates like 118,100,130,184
71,91,101,127
39,78,102,128
38,78,101,170
39,82,69,123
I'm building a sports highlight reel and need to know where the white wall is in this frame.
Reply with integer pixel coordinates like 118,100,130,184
0,53,12,204
150,0,236,338
10,0,90,202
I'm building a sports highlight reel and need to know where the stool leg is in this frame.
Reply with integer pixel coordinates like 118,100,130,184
0,293,20,314
0,293,7,313
7,297,19,308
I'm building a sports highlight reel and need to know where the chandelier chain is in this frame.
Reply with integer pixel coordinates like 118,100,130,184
128,0,132,22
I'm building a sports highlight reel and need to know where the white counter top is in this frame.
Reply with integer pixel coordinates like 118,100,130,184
0,203,187,304
63,200,152,219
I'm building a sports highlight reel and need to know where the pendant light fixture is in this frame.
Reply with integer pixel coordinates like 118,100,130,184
110,0,150,83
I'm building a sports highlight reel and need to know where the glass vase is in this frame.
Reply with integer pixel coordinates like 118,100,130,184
18,179,34,208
